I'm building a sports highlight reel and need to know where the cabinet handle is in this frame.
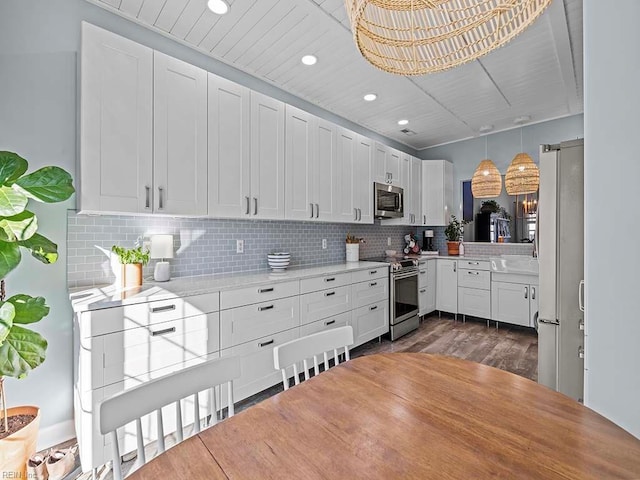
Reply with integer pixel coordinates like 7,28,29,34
258,339,274,348
578,280,584,312
325,291,336,297
354,208,358,221
258,304,274,311
524,286,529,299
357,208,361,221
245,196,250,215
325,320,336,326
258,287,274,293
419,289,426,293
420,270,426,274
151,327,175,336
453,263,456,273
253,197,258,215
369,282,377,287
468,262,479,265
531,286,536,300
311,203,315,219
370,305,378,311
158,187,164,210
468,271,480,275
578,346,584,359
423,215,426,224
145,186,151,209
315,203,319,218
369,270,378,275
324,277,335,282
151,304,176,313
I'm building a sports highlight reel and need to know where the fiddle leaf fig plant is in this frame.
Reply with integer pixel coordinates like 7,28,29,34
445,215,468,242
0,151,74,432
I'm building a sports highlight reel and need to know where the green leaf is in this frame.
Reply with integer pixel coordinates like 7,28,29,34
6,295,49,325
0,325,47,379
0,241,22,278
0,185,28,216
14,166,75,203
17,233,58,264
0,211,37,242
0,301,16,345
0,152,28,186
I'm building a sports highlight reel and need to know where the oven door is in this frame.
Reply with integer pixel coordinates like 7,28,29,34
391,270,418,324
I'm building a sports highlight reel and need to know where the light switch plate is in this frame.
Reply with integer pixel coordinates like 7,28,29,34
236,239,244,253
322,239,327,249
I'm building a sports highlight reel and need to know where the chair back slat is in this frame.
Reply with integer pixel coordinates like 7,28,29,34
226,381,235,417
175,401,183,443
135,418,145,465
274,326,354,390
156,409,165,454
193,394,201,434
110,431,122,480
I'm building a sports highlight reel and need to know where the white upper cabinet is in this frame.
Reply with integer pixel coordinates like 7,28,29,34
285,105,314,220
208,73,251,218
314,118,337,221
386,153,421,225
353,134,374,224
250,91,285,219
80,22,153,214
411,157,422,225
374,142,401,186
334,127,357,223
154,51,208,216
422,160,454,226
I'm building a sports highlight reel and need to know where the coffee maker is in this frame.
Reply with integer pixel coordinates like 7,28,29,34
423,230,435,251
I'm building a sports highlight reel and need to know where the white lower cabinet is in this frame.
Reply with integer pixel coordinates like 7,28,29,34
418,260,436,316
352,300,389,346
457,262,491,320
491,277,538,327
436,259,458,314
300,285,351,325
300,311,351,366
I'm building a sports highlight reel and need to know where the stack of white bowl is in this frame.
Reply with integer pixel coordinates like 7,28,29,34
267,252,290,271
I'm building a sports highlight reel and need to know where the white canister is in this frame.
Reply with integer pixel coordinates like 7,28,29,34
346,243,359,262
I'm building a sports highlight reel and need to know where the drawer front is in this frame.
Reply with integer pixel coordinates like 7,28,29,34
418,286,429,316
220,296,300,349
351,300,389,347
300,285,351,326
221,328,298,402
458,287,491,319
459,260,490,271
81,292,220,338
418,266,429,287
458,269,491,290
300,272,351,294
350,267,388,284
352,278,389,309
220,280,299,310
300,312,351,366
99,313,220,390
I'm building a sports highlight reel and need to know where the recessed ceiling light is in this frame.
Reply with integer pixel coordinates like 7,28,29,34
363,93,377,102
397,119,409,126
207,0,229,15
301,55,317,66
479,124,494,133
513,115,531,125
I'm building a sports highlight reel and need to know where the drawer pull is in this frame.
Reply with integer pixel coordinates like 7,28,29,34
369,270,377,275
258,304,274,311
420,270,426,274
370,305,378,311
151,304,176,313
151,327,176,336
468,262,480,265
325,291,336,297
369,282,377,287
258,287,274,293
324,277,336,282
325,320,336,326
258,339,274,348
468,271,480,275
419,289,427,293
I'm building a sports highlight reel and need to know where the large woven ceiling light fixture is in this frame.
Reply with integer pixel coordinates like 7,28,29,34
472,137,502,198
505,128,539,195
345,0,552,75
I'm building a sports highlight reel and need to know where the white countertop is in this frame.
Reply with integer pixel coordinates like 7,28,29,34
70,261,389,313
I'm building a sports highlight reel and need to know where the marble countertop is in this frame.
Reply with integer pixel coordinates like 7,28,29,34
70,261,389,313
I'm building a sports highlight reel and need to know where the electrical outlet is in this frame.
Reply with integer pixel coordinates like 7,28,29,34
387,237,392,246
142,236,151,251
236,239,244,253
322,239,327,249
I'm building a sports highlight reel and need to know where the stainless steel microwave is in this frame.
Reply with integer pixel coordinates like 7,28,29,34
374,182,404,218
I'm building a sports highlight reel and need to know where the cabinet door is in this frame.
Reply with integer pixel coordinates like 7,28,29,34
351,300,389,347
285,105,314,220
385,153,412,225
411,158,422,225
458,287,491,319
374,142,388,184
436,259,458,314
315,118,337,221
154,52,208,215
334,127,357,222
250,92,285,219
354,135,374,223
208,73,250,218
426,260,437,313
80,22,153,213
387,148,401,186
491,281,530,327
530,284,539,328
418,286,429,316
422,160,453,226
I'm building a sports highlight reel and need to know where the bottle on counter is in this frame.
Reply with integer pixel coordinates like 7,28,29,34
459,241,465,256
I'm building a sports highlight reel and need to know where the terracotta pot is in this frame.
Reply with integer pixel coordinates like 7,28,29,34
447,241,460,256
0,406,40,479
122,263,143,288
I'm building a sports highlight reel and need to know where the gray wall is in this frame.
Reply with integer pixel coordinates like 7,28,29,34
584,0,640,438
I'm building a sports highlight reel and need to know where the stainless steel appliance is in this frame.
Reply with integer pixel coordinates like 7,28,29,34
374,182,404,218
537,139,584,402
364,256,419,340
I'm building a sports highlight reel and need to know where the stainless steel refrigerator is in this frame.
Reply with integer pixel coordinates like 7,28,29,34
537,139,584,402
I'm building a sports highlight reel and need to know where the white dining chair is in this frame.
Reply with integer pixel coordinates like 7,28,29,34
273,325,354,390
99,356,241,480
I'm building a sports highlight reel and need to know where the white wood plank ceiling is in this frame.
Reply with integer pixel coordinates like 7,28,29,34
87,0,583,150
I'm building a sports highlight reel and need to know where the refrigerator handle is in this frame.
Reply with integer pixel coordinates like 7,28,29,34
578,280,585,312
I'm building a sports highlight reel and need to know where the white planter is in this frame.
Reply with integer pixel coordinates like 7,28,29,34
346,243,359,262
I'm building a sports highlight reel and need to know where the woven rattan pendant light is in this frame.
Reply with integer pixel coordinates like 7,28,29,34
471,137,502,198
345,0,553,76
505,129,539,195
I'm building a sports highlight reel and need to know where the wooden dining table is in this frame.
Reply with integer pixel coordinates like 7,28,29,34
128,353,640,479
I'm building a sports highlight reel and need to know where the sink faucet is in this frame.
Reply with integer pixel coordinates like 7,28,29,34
532,234,537,258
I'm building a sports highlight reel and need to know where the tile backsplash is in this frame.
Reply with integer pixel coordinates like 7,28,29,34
67,211,415,288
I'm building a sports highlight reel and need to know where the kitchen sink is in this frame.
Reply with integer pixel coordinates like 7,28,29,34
490,255,539,275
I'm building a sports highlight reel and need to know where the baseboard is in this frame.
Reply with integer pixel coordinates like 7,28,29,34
37,419,76,450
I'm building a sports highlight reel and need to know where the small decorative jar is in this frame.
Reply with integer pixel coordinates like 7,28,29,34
346,243,359,262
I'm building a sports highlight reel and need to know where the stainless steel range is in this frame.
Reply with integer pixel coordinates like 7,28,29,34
365,256,419,340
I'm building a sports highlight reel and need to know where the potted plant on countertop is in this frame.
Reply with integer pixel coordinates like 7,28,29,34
444,215,467,256
111,245,150,288
0,151,75,478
